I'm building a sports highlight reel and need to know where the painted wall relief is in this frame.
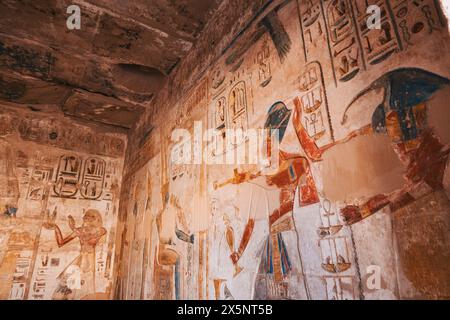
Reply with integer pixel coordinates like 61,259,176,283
117,0,450,301
298,0,443,84
116,128,208,300
209,96,321,299
0,108,126,300
339,68,450,298
288,67,449,299
209,70,252,157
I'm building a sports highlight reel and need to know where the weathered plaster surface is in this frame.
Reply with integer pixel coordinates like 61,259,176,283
0,0,223,127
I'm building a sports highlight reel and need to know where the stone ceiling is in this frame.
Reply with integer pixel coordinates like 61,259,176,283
0,0,222,128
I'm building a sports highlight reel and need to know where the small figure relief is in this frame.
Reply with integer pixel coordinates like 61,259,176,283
391,0,442,48
80,158,106,200
54,155,82,198
108,137,126,157
298,62,334,147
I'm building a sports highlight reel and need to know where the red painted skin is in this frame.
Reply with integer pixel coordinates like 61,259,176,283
340,128,450,225
228,96,376,265
292,99,450,226
228,97,321,265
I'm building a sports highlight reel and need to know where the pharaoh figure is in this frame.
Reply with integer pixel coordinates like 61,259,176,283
277,67,450,299
43,209,107,300
213,101,314,299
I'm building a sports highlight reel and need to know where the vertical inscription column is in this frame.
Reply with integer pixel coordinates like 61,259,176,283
351,0,402,66
298,62,334,147
323,0,364,82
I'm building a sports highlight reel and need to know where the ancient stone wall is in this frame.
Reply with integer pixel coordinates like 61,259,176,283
116,0,450,300
0,105,126,300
